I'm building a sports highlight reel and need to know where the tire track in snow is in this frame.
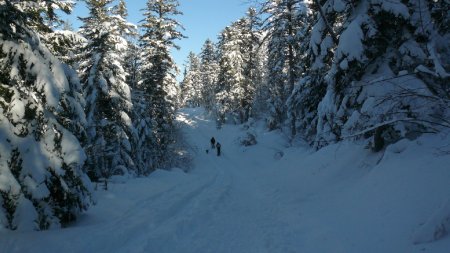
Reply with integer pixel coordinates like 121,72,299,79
116,168,232,252
108,143,234,252
114,109,301,252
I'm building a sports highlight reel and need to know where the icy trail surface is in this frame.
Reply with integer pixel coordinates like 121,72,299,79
1,108,450,253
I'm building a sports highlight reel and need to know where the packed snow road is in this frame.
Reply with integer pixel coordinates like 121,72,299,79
0,108,304,253
2,108,450,253
171,109,305,252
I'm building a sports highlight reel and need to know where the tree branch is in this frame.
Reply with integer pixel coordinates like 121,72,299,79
313,0,338,44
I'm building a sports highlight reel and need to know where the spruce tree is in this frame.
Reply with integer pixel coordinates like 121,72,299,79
43,30,86,68
216,22,251,124
302,0,450,148
213,10,264,124
180,52,202,107
0,0,92,230
199,39,219,111
78,0,136,182
283,3,316,138
139,0,184,169
261,0,306,130
238,8,263,123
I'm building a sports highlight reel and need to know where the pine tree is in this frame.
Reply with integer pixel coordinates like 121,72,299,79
199,39,219,111
197,0,449,150
124,40,141,89
43,30,86,68
238,8,263,123
78,0,136,183
261,0,306,130
213,9,264,125
113,0,128,17
118,1,140,91
180,52,202,107
301,0,450,148
0,0,92,230
283,3,316,138
111,0,141,175
216,25,240,124
251,42,270,120
139,0,184,169
130,89,153,175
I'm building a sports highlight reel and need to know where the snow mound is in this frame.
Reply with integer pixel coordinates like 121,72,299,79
414,198,450,244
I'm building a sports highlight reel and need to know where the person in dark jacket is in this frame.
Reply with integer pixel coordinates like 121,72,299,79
210,137,216,149
216,142,221,156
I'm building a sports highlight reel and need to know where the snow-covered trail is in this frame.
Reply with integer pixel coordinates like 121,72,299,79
0,108,303,253
2,107,450,253
159,108,305,252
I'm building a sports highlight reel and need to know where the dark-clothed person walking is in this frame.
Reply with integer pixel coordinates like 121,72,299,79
216,142,221,156
210,137,216,149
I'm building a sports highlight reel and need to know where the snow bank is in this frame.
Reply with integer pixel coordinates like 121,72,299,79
414,198,450,244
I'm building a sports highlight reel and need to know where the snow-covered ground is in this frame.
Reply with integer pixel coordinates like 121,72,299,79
1,108,450,253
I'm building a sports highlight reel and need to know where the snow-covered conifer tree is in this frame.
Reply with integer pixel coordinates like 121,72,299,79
261,0,307,130
43,30,86,68
216,24,246,124
302,0,450,149
180,52,202,107
0,0,92,230
139,0,184,169
199,39,219,111
124,41,140,90
238,8,263,123
214,10,264,124
78,0,136,182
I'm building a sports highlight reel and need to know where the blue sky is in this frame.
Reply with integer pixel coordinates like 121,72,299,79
68,0,252,77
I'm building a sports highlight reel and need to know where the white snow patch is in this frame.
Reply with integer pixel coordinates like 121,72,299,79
336,19,365,62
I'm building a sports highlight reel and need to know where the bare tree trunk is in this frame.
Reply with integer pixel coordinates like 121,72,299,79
287,0,297,137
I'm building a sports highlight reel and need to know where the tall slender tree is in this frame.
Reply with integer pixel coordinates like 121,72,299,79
199,39,219,111
209,9,263,124
78,0,136,182
180,52,202,107
139,0,184,169
216,24,245,124
261,0,306,130
238,8,263,123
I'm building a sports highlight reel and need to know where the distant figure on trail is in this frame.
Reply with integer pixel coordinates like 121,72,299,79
210,137,216,149
216,142,221,156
